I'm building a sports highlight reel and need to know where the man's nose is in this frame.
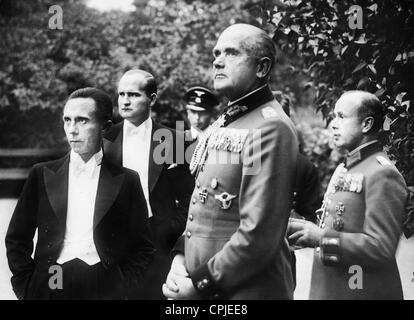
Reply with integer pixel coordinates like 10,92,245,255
213,55,224,69
331,118,338,130
67,122,78,135
120,95,130,105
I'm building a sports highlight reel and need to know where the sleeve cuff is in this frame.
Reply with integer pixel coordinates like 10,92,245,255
319,230,341,266
191,264,223,300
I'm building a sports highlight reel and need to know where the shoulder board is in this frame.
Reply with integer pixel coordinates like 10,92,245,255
208,128,249,153
261,106,278,119
376,155,392,166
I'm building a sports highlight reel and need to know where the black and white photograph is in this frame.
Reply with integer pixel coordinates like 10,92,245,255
0,0,413,305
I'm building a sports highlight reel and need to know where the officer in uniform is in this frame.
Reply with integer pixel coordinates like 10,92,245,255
288,90,407,299
184,86,219,164
163,24,298,300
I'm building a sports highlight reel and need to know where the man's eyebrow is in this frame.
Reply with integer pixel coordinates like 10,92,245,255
118,91,140,94
74,116,90,121
225,47,239,54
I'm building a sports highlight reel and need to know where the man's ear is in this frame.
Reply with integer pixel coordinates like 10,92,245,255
361,116,374,133
150,93,157,108
256,57,272,79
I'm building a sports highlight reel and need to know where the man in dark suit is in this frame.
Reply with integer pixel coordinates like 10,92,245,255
163,24,298,300
103,69,194,299
288,90,407,299
6,87,155,300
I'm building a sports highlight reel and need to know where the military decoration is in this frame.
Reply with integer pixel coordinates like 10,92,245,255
333,217,345,231
207,128,248,153
332,172,364,193
214,192,237,210
199,188,208,204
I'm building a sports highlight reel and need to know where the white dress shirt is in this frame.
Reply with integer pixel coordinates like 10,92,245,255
57,149,103,265
122,118,153,218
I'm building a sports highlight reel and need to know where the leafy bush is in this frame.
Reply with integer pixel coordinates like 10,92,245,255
258,0,414,185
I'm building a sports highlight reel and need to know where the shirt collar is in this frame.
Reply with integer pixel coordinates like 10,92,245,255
70,149,103,177
124,117,152,136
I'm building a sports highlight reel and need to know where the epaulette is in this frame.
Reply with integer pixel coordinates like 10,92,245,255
376,155,391,166
261,106,278,119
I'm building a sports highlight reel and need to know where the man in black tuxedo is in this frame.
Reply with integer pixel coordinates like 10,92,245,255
6,87,155,300
104,69,194,299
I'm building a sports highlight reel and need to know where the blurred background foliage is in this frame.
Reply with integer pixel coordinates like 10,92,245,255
0,0,412,192
261,0,414,185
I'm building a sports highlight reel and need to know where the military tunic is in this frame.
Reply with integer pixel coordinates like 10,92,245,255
174,85,298,299
310,141,407,299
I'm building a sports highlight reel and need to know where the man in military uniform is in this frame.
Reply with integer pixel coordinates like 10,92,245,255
163,24,298,300
183,86,219,164
288,90,407,299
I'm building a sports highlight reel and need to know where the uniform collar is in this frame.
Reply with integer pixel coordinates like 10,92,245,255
345,140,381,168
223,84,274,127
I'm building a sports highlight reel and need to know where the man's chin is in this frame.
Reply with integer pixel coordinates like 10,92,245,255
213,80,228,93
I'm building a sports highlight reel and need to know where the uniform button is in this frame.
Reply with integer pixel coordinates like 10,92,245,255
210,178,218,189
196,180,200,188
186,231,192,238
44,228,49,233
189,214,194,221
192,197,197,204
47,257,53,264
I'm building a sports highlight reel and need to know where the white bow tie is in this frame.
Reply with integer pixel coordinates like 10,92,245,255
72,161,93,178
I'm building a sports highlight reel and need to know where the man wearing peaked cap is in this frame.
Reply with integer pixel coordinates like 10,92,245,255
184,86,219,166
184,86,219,141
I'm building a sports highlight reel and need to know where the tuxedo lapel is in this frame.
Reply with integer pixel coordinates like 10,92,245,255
93,158,124,229
103,122,123,166
148,120,167,193
44,155,69,224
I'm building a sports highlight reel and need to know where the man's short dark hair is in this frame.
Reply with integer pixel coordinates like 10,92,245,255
242,30,276,78
122,69,157,98
68,87,113,123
